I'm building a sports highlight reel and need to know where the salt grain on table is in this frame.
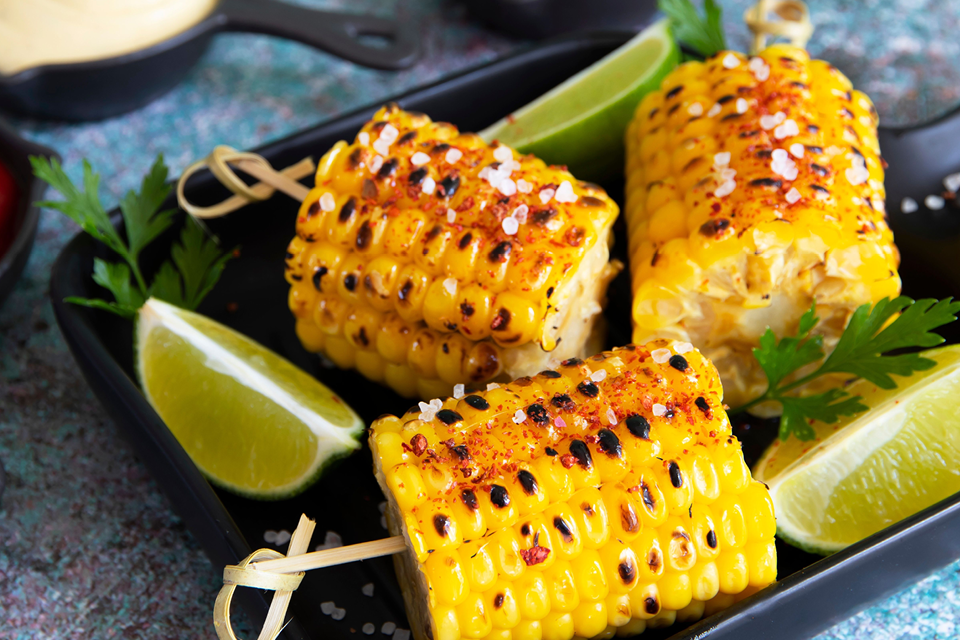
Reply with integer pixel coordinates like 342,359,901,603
332,608,347,621
393,629,411,640
381,622,397,635
316,530,343,551
321,602,336,615
362,583,375,597
363,623,376,635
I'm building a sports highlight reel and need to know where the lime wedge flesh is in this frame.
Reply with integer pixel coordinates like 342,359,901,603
136,298,363,499
755,344,960,554
479,19,679,181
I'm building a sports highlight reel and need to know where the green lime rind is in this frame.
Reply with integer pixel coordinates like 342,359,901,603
135,298,364,500
480,20,679,181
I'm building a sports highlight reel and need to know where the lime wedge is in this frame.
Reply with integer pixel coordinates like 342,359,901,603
478,19,679,181
755,344,960,554
135,298,363,499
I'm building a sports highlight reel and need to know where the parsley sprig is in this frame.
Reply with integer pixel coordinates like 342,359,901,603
659,0,727,58
32,154,233,319
732,297,960,441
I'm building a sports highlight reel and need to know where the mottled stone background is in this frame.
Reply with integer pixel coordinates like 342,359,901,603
2,0,960,638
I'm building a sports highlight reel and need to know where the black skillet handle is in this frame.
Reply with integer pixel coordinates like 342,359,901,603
218,0,419,70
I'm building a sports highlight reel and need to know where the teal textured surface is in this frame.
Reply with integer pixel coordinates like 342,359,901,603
1,0,959,638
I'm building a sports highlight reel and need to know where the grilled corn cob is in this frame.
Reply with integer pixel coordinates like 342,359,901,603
624,45,901,409
286,104,621,399
370,341,776,640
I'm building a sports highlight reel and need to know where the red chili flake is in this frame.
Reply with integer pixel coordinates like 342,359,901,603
520,545,551,566
410,434,428,456
226,302,239,312
560,454,577,469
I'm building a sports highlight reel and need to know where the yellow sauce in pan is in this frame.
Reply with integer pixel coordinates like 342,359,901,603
0,0,218,75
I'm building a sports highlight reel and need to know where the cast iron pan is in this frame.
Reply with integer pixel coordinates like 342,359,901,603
0,117,58,309
0,0,419,122
48,31,960,640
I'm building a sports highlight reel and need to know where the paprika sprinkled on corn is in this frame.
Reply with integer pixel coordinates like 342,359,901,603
370,341,776,640
623,45,901,409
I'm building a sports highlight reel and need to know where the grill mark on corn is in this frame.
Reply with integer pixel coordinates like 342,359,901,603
348,147,364,170
618,558,637,584
489,241,512,262
397,130,417,146
666,85,683,99
669,355,689,371
647,550,661,573
597,429,622,457
398,280,413,301
458,232,472,249
553,517,574,541
545,447,558,456
521,522,532,536
641,482,656,510
436,409,463,425
717,94,735,104
569,440,592,468
344,274,358,291
312,267,328,291
810,163,830,176
645,596,660,615
463,395,490,410
490,484,510,508
356,222,373,249
306,200,321,218
539,370,561,378
517,470,538,495
527,404,549,425
339,197,357,222
700,218,730,237
668,461,684,488
461,488,479,510
459,302,475,317
577,381,599,397
433,514,451,537
493,593,504,609
626,415,651,439
750,178,782,188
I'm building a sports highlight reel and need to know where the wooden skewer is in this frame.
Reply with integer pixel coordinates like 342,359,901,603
235,158,311,202
251,535,407,574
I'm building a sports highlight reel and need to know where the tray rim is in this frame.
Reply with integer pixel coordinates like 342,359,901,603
48,29,960,640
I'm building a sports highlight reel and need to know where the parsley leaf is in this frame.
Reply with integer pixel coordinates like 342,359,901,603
32,154,234,318
659,0,727,58
731,297,960,441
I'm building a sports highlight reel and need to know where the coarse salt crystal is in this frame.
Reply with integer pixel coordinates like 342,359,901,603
321,602,336,615
860,115,873,127
714,152,731,166
380,515,387,529
785,187,802,204
852,196,862,205
362,583,375,597
431,398,443,410
418,400,438,421
925,195,945,210
264,530,278,543
719,168,737,182
394,630,411,640
789,143,805,158
382,622,397,635
590,369,607,382
516,178,533,193
316,530,343,550
378,501,387,513
688,102,703,116
373,138,390,156
331,608,346,621
901,197,918,214
358,132,370,146
445,148,463,164
845,157,869,185
751,61,770,81
421,176,436,195
494,146,513,163
502,217,520,235
370,155,384,174
447,208,456,223
411,151,431,166
555,180,578,203
606,408,617,425
651,348,672,363
774,119,800,140
722,53,740,69
825,145,843,156
760,111,785,130
380,123,399,144
674,342,694,354
514,409,527,424
715,180,736,197
443,277,457,295
453,384,465,399
545,218,563,232
487,382,500,390
512,204,529,223
498,178,517,196
736,98,748,114
944,172,960,193
554,416,567,428
319,192,337,212
707,103,722,118
363,623,376,635
652,404,667,417
539,188,555,204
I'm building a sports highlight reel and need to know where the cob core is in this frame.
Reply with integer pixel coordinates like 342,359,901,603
370,341,777,640
286,105,621,399
624,45,901,409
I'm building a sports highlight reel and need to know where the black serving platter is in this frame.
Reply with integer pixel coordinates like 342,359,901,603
0,0,418,122
50,31,960,640
0,118,57,309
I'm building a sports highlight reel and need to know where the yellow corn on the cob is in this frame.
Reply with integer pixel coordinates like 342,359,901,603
624,45,901,409
286,104,621,400
370,341,776,640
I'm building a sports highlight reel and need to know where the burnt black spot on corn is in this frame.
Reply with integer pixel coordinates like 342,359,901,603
436,410,463,425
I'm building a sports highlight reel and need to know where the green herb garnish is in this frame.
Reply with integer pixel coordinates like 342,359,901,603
32,154,233,319
658,0,727,58
732,297,960,441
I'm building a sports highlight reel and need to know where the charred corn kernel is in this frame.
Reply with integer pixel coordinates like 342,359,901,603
288,104,621,398
371,343,775,640
571,601,607,638
625,45,901,410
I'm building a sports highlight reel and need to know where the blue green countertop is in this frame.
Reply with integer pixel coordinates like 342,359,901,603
1,0,959,638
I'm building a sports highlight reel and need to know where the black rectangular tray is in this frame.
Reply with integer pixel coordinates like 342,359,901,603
50,31,960,640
